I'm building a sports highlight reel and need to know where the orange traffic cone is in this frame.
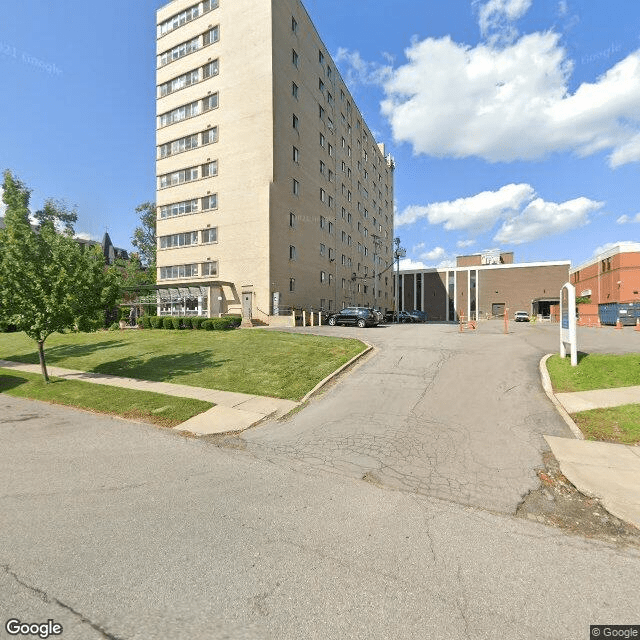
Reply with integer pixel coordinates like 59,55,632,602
615,319,623,330
635,318,640,332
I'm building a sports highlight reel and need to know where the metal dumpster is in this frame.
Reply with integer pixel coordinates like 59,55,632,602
598,302,640,326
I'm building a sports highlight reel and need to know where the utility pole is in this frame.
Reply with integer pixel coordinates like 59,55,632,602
394,237,406,323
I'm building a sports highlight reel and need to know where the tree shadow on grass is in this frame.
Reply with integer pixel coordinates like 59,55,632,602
2,340,128,365
0,374,30,392
91,352,230,382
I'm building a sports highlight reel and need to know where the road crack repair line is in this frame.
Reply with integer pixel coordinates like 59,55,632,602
1,564,126,640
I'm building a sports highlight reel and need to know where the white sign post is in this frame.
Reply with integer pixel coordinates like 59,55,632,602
560,282,578,366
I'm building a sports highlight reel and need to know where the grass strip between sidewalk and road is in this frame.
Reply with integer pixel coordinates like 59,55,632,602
572,404,640,445
0,330,367,401
546,353,640,393
0,368,213,427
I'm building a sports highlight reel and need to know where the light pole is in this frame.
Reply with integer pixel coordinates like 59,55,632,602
394,237,406,323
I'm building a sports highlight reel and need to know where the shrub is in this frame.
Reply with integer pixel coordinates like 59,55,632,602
150,316,164,329
163,317,174,329
226,314,242,328
182,317,193,329
142,315,153,329
109,322,120,331
190,317,202,329
202,319,214,331
170,317,182,330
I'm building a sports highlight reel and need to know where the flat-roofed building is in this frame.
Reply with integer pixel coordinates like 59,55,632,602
155,0,395,321
397,252,570,321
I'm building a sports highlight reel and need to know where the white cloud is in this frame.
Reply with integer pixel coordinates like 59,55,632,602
396,183,534,230
419,246,446,261
616,213,640,224
558,0,568,16
594,240,640,256
374,30,640,167
476,0,533,42
494,196,603,244
334,48,392,89
399,258,428,270
399,183,603,245
412,241,426,252
457,239,476,248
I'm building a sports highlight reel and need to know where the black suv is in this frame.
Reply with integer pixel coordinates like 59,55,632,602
327,307,378,328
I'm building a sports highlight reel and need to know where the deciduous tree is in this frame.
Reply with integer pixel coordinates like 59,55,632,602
131,201,156,276
0,170,119,382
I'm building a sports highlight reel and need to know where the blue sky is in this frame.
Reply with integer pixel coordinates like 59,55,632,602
1,0,638,268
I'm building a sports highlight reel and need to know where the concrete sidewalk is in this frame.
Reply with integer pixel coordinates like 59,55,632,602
541,357,640,529
0,359,298,435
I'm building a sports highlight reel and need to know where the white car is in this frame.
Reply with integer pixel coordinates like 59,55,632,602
514,311,530,322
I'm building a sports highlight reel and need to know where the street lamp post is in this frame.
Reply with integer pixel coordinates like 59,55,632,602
394,237,406,323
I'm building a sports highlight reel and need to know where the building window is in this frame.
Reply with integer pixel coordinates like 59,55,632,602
158,68,199,97
203,93,219,112
203,59,219,79
202,228,217,243
292,81,298,99
292,179,299,196
328,195,334,208
291,16,298,33
328,143,333,156
319,132,325,147
202,26,220,46
319,105,325,119
159,133,198,158
292,113,299,130
319,78,325,93
320,215,326,229
320,271,326,283
289,278,295,292
320,160,326,175
201,261,218,277
293,146,299,163
292,49,299,67
319,50,324,64
159,264,198,279
320,188,326,203
158,100,200,128
320,243,326,256
201,160,218,177
289,212,296,228
158,35,199,67
202,126,219,145
159,231,198,249
328,221,334,234
160,199,199,219
158,166,199,189
202,194,218,210
157,1,218,39
289,245,296,260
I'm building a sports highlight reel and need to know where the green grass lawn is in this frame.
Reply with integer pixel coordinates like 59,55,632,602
0,329,367,401
546,353,640,393
572,404,640,445
0,368,213,427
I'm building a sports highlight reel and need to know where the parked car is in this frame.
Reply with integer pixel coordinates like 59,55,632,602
327,307,378,328
398,310,421,323
514,311,530,322
409,310,428,323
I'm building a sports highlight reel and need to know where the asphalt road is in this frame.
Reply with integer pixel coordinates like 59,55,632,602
242,321,635,514
1,322,639,639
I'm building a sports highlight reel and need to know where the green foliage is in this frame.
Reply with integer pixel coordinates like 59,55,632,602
182,317,193,329
162,317,174,329
150,316,163,329
131,202,157,273
191,317,203,329
142,315,153,329
0,171,119,381
171,317,183,330
576,296,592,305
202,317,236,330
34,198,78,236
109,322,120,331
225,314,242,328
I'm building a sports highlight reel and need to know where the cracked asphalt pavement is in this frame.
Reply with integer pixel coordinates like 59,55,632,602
1,322,639,639
241,322,573,514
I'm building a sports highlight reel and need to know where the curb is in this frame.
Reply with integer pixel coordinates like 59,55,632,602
300,341,374,404
539,354,584,440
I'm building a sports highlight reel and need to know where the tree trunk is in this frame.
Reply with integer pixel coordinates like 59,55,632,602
37,340,50,383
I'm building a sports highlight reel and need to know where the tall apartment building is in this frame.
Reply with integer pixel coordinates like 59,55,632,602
155,0,395,320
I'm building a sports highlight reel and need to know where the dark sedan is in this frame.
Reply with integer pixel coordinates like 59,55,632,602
327,307,378,328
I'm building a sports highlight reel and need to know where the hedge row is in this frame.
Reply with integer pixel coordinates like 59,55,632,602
139,315,241,331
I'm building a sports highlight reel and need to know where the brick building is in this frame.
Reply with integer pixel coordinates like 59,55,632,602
397,251,570,321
